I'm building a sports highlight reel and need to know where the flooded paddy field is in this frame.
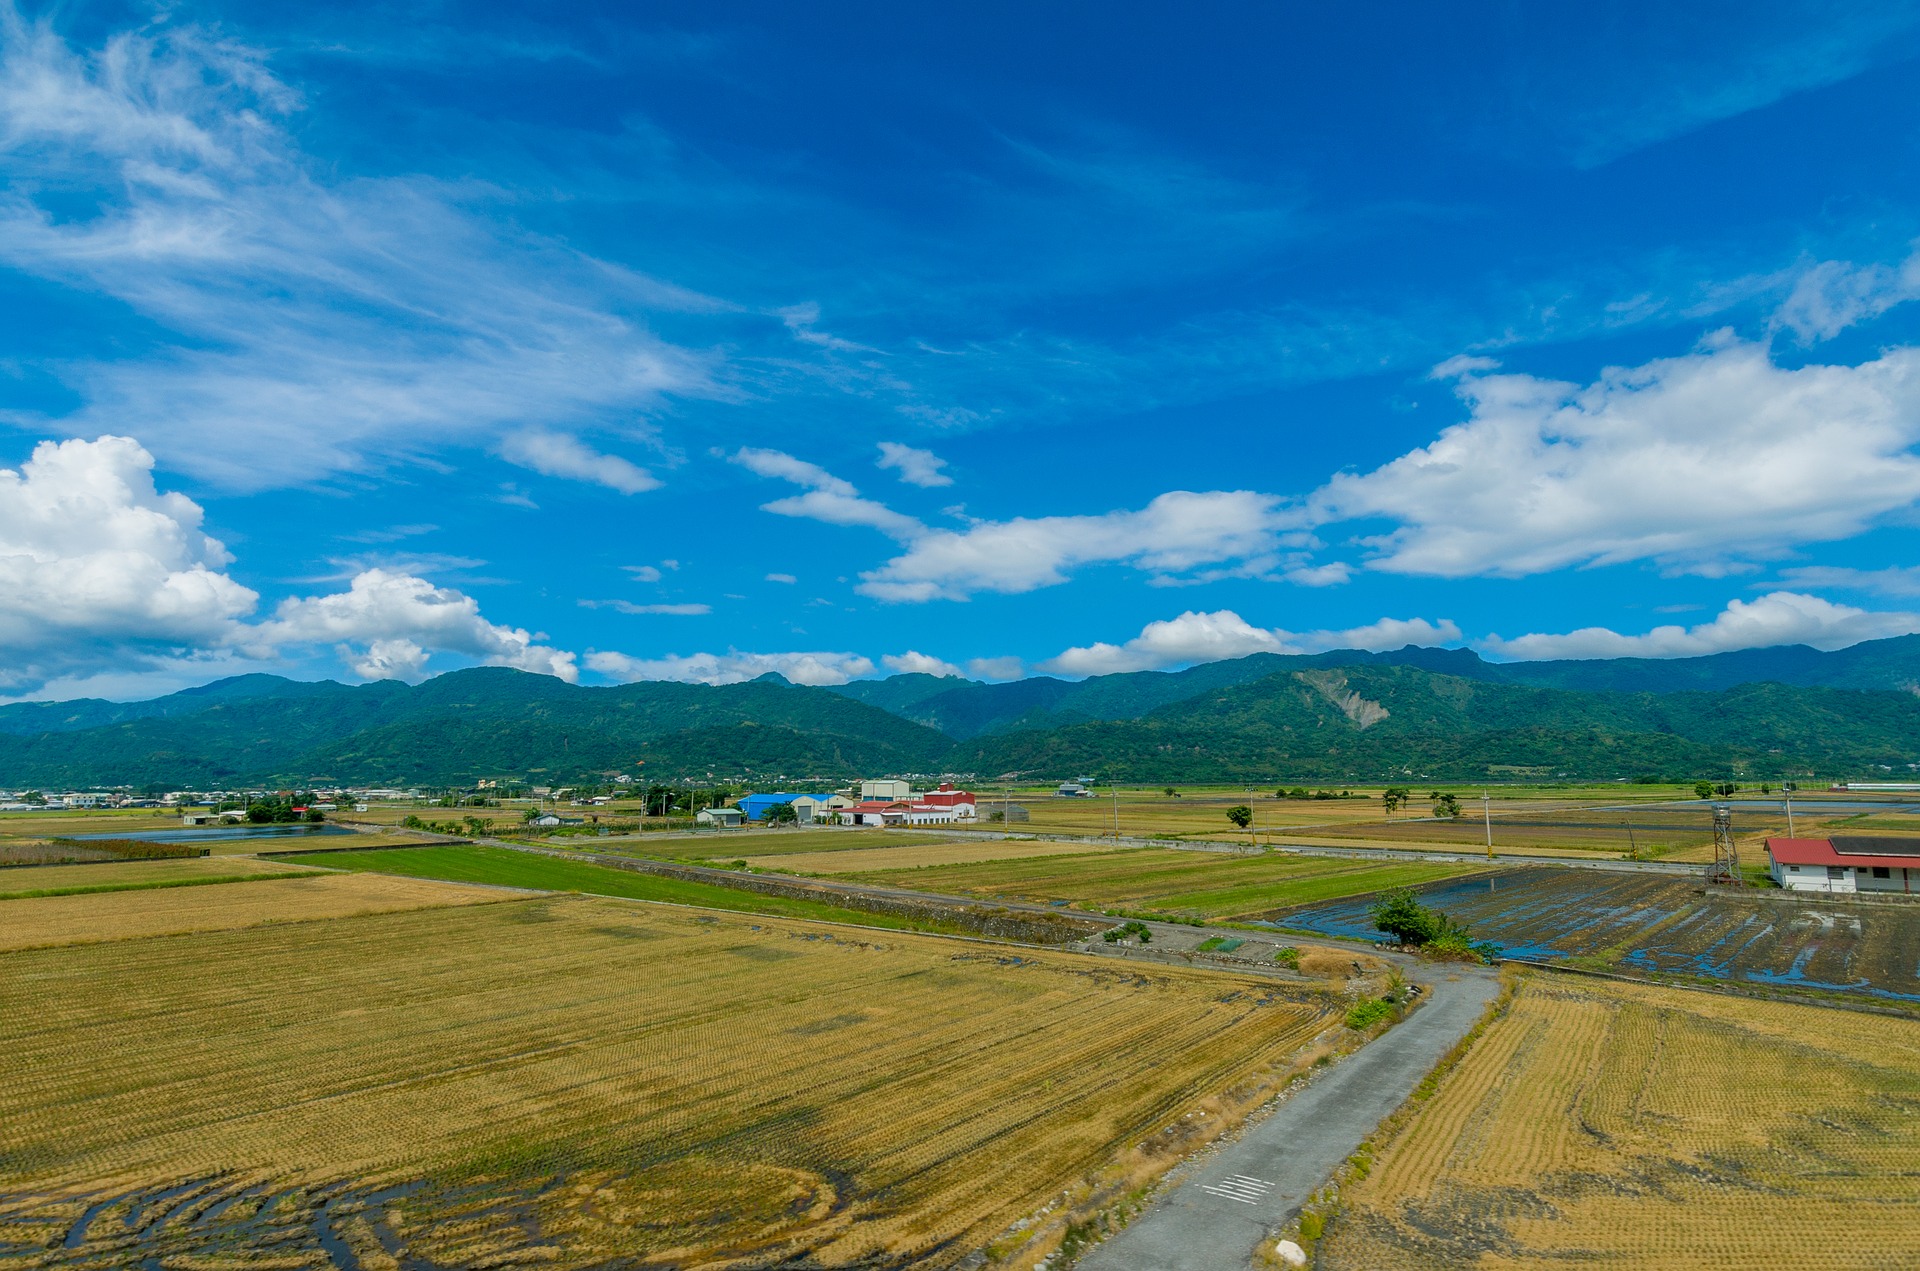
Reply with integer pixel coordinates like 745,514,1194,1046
1269,868,1920,1004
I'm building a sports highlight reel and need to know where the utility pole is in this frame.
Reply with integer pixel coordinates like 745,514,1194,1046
1111,779,1121,842
1482,791,1494,860
1784,792,1795,838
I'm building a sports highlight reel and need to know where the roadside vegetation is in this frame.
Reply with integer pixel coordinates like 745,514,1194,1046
1369,887,1499,963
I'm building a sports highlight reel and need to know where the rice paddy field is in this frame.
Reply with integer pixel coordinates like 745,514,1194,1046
740,837,1123,875
1277,868,1920,1005
0,871,509,952
1317,970,1920,1269
0,854,317,899
0,893,1343,1269
841,847,1485,922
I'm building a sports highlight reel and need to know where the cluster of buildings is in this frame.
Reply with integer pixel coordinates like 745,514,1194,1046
1766,836,1920,893
695,779,979,829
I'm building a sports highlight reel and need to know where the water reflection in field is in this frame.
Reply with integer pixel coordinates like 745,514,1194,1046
1269,868,1920,1003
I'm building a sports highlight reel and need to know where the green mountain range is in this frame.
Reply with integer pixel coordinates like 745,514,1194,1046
6,636,1920,788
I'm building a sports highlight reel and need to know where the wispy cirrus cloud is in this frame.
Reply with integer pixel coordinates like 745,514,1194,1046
0,9,724,491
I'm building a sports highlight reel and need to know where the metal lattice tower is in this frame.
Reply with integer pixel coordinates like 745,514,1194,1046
1705,802,1743,886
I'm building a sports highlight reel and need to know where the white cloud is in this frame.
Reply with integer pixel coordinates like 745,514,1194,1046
765,572,797,584
0,435,258,690
882,651,964,677
624,565,663,583
1309,335,1920,579
586,648,875,686
859,490,1293,601
1776,565,1920,598
876,441,954,487
966,655,1026,682
0,434,583,692
0,13,719,490
1484,591,1920,660
580,600,711,615
1284,561,1351,587
730,448,855,495
1039,609,1462,677
730,447,926,540
499,430,660,494
1773,247,1920,342
254,568,578,682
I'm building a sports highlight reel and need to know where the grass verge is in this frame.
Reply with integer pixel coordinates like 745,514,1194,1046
311,844,989,935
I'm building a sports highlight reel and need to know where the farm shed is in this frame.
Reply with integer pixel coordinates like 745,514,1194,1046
695,807,744,828
737,792,805,822
1766,836,1920,893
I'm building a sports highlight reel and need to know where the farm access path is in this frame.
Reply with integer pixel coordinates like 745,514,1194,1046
1078,964,1502,1271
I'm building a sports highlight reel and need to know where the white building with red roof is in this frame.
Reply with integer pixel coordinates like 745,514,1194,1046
1765,836,1920,894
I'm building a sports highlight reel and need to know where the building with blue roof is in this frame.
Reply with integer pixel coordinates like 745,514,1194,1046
736,792,841,822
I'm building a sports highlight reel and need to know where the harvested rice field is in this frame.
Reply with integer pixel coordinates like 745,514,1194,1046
0,854,317,898
845,847,1483,921
0,895,1342,1269
1318,971,1920,1269
742,837,1123,875
1276,868,1920,1004
0,871,507,951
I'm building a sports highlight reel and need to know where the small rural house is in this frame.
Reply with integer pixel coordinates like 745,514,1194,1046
530,813,585,828
1765,836,1920,893
695,807,744,828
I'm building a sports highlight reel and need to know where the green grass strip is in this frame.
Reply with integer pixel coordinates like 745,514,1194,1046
309,844,976,934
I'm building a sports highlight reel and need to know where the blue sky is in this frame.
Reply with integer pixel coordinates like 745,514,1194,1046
8,1,1920,698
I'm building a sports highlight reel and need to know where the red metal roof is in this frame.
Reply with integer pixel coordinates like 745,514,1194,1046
1766,838,1920,870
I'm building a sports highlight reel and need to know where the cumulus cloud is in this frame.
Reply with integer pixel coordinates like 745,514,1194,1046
1039,609,1462,677
859,490,1293,601
882,650,964,677
499,431,660,494
586,648,875,686
876,442,954,487
765,572,798,584
1308,336,1920,579
0,436,258,690
254,568,579,682
1484,591,1920,660
966,655,1026,681
0,435,586,691
731,447,925,540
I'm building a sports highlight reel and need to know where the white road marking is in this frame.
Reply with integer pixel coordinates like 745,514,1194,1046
1201,1173,1275,1204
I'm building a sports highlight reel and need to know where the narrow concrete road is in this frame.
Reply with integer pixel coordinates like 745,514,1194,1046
1078,967,1500,1271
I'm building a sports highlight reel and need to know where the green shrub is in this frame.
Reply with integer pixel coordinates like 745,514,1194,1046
1345,998,1396,1030
1273,945,1301,969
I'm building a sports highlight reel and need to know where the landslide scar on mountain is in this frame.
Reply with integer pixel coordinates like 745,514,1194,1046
1295,670,1389,729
